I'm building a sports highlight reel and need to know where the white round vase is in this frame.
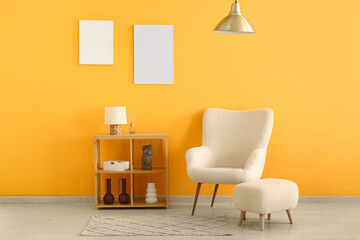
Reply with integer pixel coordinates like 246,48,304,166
145,182,158,204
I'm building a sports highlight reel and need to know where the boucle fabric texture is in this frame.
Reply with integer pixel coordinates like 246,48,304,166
234,178,299,214
81,215,232,236
186,108,274,184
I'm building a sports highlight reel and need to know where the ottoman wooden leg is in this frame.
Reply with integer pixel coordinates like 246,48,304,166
286,209,294,224
267,213,271,220
238,211,246,226
259,214,265,231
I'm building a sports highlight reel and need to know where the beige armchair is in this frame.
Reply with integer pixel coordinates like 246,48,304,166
185,108,274,215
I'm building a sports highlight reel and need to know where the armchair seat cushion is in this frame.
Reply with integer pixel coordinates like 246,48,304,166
188,167,248,184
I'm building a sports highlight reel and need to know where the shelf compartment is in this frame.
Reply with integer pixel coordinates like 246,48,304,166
97,199,166,209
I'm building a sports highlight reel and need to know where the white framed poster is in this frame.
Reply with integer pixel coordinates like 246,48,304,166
79,20,114,65
134,25,174,84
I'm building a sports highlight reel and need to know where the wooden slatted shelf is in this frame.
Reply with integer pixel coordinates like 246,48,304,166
95,133,168,140
133,199,167,207
132,168,166,173
96,169,131,174
97,199,167,209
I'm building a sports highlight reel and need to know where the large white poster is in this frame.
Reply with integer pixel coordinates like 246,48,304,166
134,25,174,84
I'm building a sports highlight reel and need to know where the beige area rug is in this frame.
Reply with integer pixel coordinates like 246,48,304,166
81,215,232,236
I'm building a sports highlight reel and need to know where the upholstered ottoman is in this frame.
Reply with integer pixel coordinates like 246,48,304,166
234,178,299,231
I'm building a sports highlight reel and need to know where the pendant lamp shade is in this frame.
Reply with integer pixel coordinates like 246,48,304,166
214,1,255,34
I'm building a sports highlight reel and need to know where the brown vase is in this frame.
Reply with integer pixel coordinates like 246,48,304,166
119,178,130,204
103,179,114,204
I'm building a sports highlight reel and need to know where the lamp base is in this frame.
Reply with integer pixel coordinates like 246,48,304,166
110,124,122,135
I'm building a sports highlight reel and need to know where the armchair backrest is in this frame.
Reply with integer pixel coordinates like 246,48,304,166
202,108,274,168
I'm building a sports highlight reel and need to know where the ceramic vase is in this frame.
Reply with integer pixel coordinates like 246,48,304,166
103,179,114,204
119,178,130,204
145,182,158,204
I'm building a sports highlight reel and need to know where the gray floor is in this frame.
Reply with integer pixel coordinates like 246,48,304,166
0,200,359,240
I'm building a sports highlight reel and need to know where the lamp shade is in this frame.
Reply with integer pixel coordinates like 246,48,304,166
104,107,127,125
214,2,255,34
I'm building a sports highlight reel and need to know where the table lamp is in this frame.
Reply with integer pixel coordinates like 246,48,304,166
105,107,127,135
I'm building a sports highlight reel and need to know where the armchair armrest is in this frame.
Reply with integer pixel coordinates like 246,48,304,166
244,148,267,181
185,146,213,169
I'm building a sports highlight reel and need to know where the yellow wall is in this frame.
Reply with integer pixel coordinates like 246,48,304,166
1,0,360,197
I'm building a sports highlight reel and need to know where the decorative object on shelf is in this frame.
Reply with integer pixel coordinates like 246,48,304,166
145,182,158,204
129,114,135,134
118,179,130,204
103,161,129,172
134,25,174,84
129,122,135,134
103,179,114,204
104,107,127,135
141,144,153,170
214,0,255,34
79,20,114,65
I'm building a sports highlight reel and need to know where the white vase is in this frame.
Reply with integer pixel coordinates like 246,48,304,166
146,192,157,198
145,182,158,204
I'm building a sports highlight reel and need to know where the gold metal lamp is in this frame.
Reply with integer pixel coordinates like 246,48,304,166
214,0,255,34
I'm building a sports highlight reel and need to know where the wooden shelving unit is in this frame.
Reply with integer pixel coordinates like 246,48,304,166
94,133,168,209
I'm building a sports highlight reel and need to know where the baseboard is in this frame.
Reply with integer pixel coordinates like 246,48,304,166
169,196,360,203
169,196,234,203
0,196,166,204
0,196,94,204
298,196,360,202
0,196,359,204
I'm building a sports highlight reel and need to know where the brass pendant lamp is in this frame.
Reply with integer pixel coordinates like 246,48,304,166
214,0,255,34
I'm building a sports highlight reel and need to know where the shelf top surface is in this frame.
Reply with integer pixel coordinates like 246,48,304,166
94,133,168,139
97,167,166,173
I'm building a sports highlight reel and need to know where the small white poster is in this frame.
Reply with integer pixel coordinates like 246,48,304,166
79,20,114,65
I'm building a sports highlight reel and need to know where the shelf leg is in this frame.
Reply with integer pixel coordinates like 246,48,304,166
131,173,134,205
165,137,169,209
129,139,134,206
94,139,101,208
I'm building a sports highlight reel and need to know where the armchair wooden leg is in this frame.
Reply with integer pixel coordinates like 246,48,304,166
286,209,294,224
238,210,246,226
191,183,202,216
267,213,271,220
210,184,219,207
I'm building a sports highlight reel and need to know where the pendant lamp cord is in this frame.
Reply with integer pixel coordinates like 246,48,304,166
235,0,237,3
